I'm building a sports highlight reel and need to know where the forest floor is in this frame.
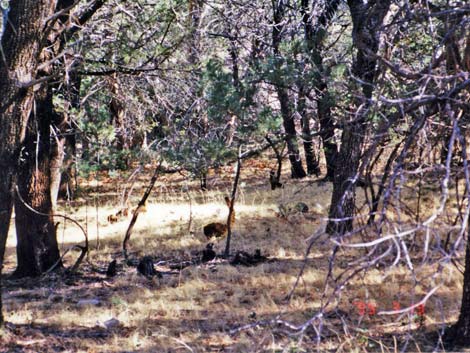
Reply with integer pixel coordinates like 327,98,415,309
0,158,466,352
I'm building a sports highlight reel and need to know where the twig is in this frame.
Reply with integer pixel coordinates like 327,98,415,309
186,186,193,233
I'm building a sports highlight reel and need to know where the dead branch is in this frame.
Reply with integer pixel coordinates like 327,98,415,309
224,146,243,257
122,161,162,259
119,165,142,210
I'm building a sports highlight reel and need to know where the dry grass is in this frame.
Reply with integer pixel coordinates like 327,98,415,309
1,166,467,352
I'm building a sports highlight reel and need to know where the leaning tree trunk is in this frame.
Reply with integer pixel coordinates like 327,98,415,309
0,0,56,324
326,0,392,234
13,83,62,278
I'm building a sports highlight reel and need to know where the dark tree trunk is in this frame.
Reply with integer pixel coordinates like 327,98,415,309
200,172,207,191
272,1,306,179
464,35,470,72
14,85,62,278
302,0,341,181
443,25,470,351
440,12,463,166
0,0,57,324
317,86,337,181
446,213,470,346
298,85,320,176
277,88,307,179
327,121,366,234
12,0,85,278
326,0,392,234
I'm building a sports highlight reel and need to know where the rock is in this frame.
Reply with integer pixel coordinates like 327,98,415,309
295,202,309,213
77,299,101,307
137,256,162,278
201,243,216,262
106,259,117,277
104,318,121,329
48,294,64,303
230,249,268,267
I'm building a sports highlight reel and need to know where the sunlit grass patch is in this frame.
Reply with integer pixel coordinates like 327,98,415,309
2,169,467,352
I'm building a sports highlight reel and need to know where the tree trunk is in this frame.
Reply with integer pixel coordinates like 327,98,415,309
13,84,62,278
440,11,463,166
277,88,307,178
317,85,337,181
443,23,470,351
13,0,84,277
0,0,56,324
272,1,306,179
327,121,366,234
302,0,341,181
446,213,470,346
298,84,320,176
326,0,392,234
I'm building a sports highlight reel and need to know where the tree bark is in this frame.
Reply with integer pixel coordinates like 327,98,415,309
446,213,470,346
277,88,307,178
298,84,320,175
302,0,341,181
317,88,337,181
326,0,391,234
13,84,62,278
0,0,57,324
443,27,470,351
272,0,306,179
13,0,86,278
